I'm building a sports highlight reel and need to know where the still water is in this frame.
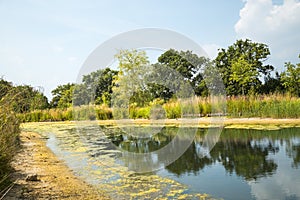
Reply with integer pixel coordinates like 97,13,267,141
31,124,300,200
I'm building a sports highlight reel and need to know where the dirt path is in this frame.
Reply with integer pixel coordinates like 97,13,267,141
4,131,109,200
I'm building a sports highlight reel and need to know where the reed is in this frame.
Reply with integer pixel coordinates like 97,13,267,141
17,94,300,121
17,105,113,122
227,94,300,118
0,90,20,192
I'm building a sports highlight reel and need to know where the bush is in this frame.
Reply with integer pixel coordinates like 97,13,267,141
163,101,181,119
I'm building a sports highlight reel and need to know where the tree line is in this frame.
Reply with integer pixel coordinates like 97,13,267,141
50,39,300,110
1,39,299,114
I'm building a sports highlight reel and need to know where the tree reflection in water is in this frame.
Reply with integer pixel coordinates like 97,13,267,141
103,126,300,181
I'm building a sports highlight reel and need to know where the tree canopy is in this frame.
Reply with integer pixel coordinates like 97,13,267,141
2,39,299,114
281,55,300,96
215,39,274,95
0,79,49,113
50,83,74,108
157,49,209,96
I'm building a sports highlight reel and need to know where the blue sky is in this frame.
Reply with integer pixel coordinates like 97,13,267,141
1,0,299,99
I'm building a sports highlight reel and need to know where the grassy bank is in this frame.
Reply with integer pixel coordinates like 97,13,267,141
127,95,300,119
227,94,300,118
16,94,300,122
0,97,20,194
17,104,113,122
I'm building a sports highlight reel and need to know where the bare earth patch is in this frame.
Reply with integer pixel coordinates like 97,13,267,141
5,131,109,200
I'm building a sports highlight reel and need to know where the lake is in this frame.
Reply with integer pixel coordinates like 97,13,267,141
25,123,300,199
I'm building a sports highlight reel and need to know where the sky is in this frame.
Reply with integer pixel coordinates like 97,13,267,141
0,0,299,99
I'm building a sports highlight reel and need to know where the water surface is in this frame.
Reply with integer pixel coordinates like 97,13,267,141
24,123,300,199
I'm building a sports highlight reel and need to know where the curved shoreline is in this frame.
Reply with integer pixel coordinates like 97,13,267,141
5,119,300,199
5,131,109,199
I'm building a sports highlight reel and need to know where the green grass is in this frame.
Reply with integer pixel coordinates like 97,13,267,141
227,94,300,118
17,94,300,122
17,105,113,122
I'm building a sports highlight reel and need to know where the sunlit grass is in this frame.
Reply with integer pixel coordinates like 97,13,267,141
0,93,20,194
17,94,300,122
227,94,300,118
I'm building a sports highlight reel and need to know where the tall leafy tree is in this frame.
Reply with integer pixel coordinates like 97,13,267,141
113,49,151,107
50,83,74,108
229,56,259,95
281,55,300,96
81,68,118,105
215,39,274,95
156,49,209,97
1,78,49,112
261,72,284,94
8,85,49,112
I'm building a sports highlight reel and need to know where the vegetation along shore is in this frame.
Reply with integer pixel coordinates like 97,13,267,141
1,39,299,198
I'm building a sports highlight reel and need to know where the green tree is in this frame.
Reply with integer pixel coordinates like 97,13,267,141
50,83,74,108
261,72,284,94
113,49,151,107
0,78,13,99
12,85,48,112
157,49,209,96
229,56,259,95
281,56,300,96
215,39,274,95
29,90,49,110
81,68,118,105
1,78,49,112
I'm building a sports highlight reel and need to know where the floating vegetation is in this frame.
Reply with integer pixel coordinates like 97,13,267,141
22,122,216,199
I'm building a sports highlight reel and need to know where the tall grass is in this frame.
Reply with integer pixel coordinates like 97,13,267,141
17,94,300,122
17,104,113,122
227,94,300,118
0,89,20,193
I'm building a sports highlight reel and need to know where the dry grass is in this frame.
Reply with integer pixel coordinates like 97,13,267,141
0,88,20,194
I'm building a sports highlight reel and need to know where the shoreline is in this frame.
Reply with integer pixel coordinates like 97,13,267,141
5,131,109,199
5,118,300,199
30,117,300,130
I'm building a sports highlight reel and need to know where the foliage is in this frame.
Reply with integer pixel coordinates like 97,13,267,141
261,72,284,94
81,68,118,105
0,84,20,192
280,55,300,96
6,86,48,113
2,46,300,122
17,105,113,122
0,78,49,114
157,49,209,97
0,79,13,99
215,39,274,95
163,100,182,119
229,56,259,95
50,83,74,108
112,49,152,108
227,94,300,118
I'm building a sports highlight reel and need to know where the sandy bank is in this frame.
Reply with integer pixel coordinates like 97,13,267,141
5,131,109,200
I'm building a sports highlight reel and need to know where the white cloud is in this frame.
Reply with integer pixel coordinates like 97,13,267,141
249,154,300,200
235,0,300,70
